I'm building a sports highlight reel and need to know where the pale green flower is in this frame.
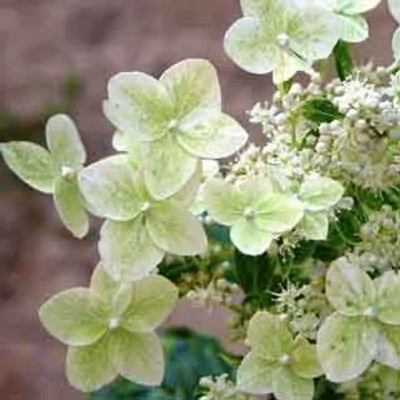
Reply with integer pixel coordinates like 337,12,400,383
317,257,400,382
237,311,322,400
39,264,178,392
223,0,340,84
389,0,400,59
1,114,89,238
297,176,344,241
203,176,303,255
299,0,381,43
78,155,207,282
104,59,248,200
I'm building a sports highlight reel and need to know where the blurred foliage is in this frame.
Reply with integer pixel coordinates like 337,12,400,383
89,328,234,400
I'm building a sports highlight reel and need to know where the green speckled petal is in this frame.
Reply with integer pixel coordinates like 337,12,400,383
159,59,221,118
297,211,329,241
336,14,369,43
376,324,400,369
326,257,376,316
317,312,378,382
66,336,117,393
272,369,314,400
393,27,400,60
141,134,198,200
177,109,248,158
376,271,400,325
333,0,381,15
45,114,86,170
390,0,400,22
1,141,55,193
99,218,164,282
54,176,89,239
78,155,142,221
110,329,164,386
291,336,323,379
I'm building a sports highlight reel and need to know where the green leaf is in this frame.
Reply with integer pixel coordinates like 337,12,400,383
99,218,165,282
159,59,221,118
299,176,344,211
121,275,178,332
326,257,376,316
317,312,377,382
54,176,89,238
301,99,343,124
376,271,400,325
297,211,329,241
45,114,86,170
237,351,277,395
376,324,400,369
177,108,247,158
272,369,314,400
291,336,323,379
1,141,55,193
110,329,164,386
333,40,354,81
39,288,109,346
230,219,274,256
146,203,207,256
105,72,172,141
66,336,117,392
141,133,198,200
78,155,142,221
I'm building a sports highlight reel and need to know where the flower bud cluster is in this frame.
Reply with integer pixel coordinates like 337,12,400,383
199,374,252,400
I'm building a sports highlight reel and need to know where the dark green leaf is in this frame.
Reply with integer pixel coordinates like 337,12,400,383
333,40,354,81
301,99,343,123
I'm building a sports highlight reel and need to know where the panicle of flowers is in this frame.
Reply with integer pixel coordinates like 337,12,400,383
352,205,400,272
199,374,252,400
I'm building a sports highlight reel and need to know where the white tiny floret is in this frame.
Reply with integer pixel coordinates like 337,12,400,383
140,201,151,212
108,317,120,330
61,166,75,179
277,33,290,49
280,354,291,365
168,119,179,129
243,207,255,220
363,307,377,318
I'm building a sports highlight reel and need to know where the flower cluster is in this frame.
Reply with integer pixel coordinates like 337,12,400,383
199,374,252,400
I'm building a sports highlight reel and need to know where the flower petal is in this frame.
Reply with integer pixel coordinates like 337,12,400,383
246,311,293,356
224,17,276,75
376,271,400,325
390,0,400,22
326,257,376,316
336,14,369,43
39,288,109,346
291,336,323,379
45,114,86,170
299,176,344,212
159,59,221,118
105,72,172,141
141,134,198,200
177,109,247,159
272,368,314,400
99,218,165,282
66,336,117,393
237,351,278,395
110,329,164,386
90,263,120,303
240,0,285,17
393,27,400,60
121,275,178,332
297,211,329,241
317,312,377,382
78,155,142,221
376,324,400,369
54,176,89,238
335,0,381,15
203,178,246,225
231,219,274,256
255,194,304,234
146,203,207,256
1,141,55,193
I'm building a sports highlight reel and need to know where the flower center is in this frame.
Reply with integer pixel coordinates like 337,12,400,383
168,119,179,130
61,166,75,180
363,307,377,318
280,354,291,365
277,33,290,49
140,201,151,212
108,317,120,330
243,207,255,220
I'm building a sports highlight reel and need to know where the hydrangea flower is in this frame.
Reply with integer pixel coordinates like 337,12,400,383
237,311,322,400
223,0,340,83
1,114,89,238
389,0,400,59
296,176,344,241
203,176,304,255
39,264,178,392
78,154,207,282
103,59,248,200
317,257,400,382
299,0,381,43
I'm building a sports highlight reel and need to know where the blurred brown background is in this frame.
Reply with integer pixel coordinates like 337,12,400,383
0,1,395,399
